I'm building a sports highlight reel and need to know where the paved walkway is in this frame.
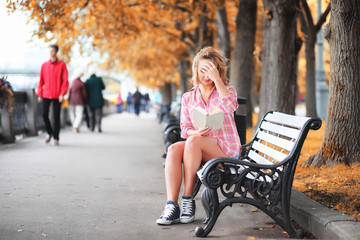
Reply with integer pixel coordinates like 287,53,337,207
0,111,293,240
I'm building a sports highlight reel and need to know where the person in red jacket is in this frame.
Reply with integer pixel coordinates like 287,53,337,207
37,44,69,145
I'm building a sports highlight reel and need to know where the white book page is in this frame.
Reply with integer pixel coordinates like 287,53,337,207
192,107,224,130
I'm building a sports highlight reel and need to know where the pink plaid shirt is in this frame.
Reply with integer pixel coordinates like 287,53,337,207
180,84,241,158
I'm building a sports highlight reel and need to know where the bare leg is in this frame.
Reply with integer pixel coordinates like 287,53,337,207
165,141,186,203
182,135,227,197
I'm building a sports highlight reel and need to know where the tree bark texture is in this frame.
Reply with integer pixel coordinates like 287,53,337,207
230,0,257,128
257,0,299,127
304,34,317,117
304,0,360,167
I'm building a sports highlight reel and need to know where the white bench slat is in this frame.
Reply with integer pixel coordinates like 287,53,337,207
260,121,300,139
256,131,295,152
264,112,309,128
252,141,288,162
228,166,256,180
198,112,312,185
245,153,283,182
248,150,275,165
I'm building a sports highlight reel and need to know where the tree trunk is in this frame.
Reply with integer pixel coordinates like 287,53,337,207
304,0,360,167
299,0,330,117
299,8,317,117
230,0,257,128
177,51,191,94
257,0,299,127
304,34,317,117
216,3,231,60
199,17,214,49
161,82,173,104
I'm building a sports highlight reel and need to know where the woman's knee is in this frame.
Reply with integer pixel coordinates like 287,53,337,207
166,142,184,161
186,135,202,147
167,141,184,154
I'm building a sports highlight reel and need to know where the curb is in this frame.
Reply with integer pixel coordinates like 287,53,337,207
290,189,360,239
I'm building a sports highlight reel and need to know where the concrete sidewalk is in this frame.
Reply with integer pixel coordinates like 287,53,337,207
0,112,358,240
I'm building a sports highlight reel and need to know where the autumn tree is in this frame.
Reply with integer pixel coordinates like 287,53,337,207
257,0,301,127
6,0,219,92
298,0,330,117
304,0,360,166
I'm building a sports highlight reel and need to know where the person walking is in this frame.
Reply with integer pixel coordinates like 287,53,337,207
132,87,143,116
126,92,132,112
143,92,150,113
85,73,105,132
37,44,69,146
68,70,87,133
156,47,241,225
116,92,123,113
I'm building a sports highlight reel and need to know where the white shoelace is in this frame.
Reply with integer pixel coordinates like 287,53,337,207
181,199,193,215
161,204,176,218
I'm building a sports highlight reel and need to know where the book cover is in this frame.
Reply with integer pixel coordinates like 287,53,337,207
192,107,224,130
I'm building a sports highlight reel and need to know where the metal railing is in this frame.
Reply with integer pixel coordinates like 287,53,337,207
0,89,115,143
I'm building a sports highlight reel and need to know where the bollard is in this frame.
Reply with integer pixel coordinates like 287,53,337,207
234,97,247,145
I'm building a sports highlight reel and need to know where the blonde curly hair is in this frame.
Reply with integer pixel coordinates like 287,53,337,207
191,46,229,86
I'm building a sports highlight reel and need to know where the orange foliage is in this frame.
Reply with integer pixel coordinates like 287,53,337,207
7,0,329,94
6,0,225,89
295,123,360,221
247,114,360,221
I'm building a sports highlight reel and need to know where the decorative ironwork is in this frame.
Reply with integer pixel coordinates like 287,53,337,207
195,111,322,238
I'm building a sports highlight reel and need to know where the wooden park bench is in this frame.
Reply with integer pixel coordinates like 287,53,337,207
194,111,322,238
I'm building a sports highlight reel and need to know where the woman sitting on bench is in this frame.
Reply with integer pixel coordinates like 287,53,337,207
156,47,241,225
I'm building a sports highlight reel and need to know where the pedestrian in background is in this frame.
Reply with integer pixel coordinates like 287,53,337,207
143,92,150,113
116,92,123,113
85,73,105,132
132,87,143,116
68,70,87,133
37,43,69,146
126,92,132,112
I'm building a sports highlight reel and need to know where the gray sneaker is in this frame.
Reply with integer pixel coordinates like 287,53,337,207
180,197,195,223
156,201,180,225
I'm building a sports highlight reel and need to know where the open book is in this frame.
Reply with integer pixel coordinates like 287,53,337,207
192,107,224,130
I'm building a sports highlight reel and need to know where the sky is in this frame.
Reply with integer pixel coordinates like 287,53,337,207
0,2,95,74
0,2,160,96
0,1,48,72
